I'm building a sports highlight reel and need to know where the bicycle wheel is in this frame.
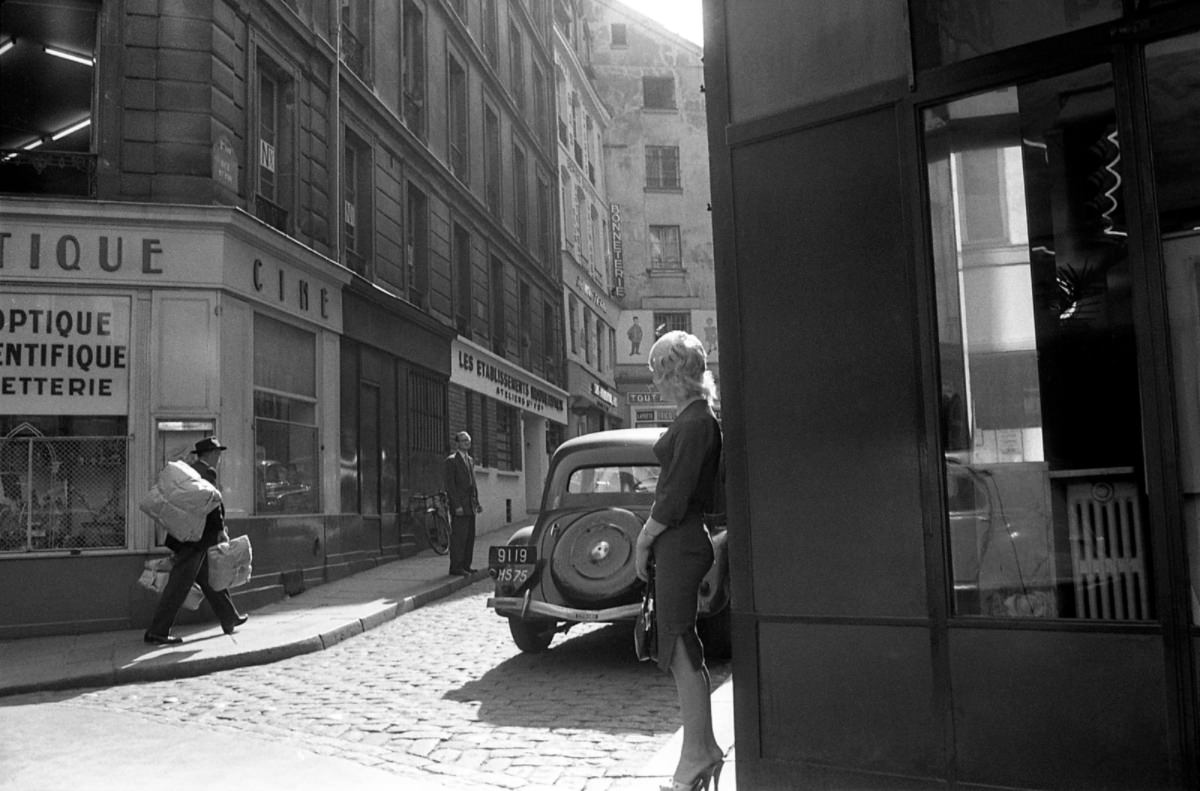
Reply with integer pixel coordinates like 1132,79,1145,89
428,511,451,555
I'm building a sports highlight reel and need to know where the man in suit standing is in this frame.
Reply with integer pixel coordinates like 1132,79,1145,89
443,430,482,576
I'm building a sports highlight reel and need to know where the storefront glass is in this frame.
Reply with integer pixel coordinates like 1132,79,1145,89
253,314,318,513
924,67,1152,619
1146,32,1200,625
0,416,128,552
914,0,1122,70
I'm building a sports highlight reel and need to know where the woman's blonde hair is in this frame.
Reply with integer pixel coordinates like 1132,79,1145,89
648,330,716,401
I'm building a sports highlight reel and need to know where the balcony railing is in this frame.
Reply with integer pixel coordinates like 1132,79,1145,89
0,149,96,197
254,193,289,233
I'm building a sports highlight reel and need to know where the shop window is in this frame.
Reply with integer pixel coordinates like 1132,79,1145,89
643,76,675,110
649,225,682,270
645,145,681,190
448,53,468,181
495,403,520,471
924,68,1149,620
0,418,129,553
408,369,447,456
254,315,318,514
912,0,1121,71
402,0,426,137
0,0,98,197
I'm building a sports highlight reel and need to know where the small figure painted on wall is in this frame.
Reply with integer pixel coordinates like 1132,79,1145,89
628,314,644,356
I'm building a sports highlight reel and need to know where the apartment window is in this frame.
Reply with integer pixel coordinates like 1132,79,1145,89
448,54,468,181
653,311,691,336
254,314,318,514
407,183,429,307
537,173,552,267
611,23,627,47
575,187,585,252
584,307,594,364
595,317,604,371
533,63,550,146
453,223,472,333
543,299,559,378
343,133,372,275
484,104,501,214
589,205,600,267
513,144,528,244
483,0,499,66
340,0,370,79
643,76,676,109
256,58,294,233
568,294,580,354
0,1,98,197
645,145,681,190
649,225,682,270
490,256,507,354
509,22,526,111
607,327,616,375
519,281,533,368
561,168,573,247
402,1,426,137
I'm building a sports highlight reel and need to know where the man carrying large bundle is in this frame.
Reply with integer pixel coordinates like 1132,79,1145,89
140,437,248,645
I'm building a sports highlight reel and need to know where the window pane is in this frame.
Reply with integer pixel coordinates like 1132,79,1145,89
924,68,1151,620
254,314,315,396
914,0,1121,69
1146,33,1200,626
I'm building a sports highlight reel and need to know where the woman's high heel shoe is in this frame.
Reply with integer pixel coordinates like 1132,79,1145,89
660,757,724,791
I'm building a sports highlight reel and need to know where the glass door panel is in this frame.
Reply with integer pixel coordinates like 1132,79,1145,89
1146,33,1200,625
924,66,1152,619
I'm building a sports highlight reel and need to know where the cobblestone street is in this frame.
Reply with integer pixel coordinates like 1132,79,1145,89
7,580,731,790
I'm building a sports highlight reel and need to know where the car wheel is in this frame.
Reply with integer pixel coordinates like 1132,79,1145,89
550,508,642,605
697,605,732,660
509,617,556,653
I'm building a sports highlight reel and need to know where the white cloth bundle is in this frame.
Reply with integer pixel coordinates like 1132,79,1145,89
207,535,253,590
137,461,221,542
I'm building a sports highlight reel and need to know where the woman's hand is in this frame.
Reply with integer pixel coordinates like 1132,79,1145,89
636,518,666,581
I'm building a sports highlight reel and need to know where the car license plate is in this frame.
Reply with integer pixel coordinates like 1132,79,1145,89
490,545,536,566
489,546,536,586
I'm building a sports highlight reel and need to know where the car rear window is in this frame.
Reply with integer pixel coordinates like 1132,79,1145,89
549,465,659,509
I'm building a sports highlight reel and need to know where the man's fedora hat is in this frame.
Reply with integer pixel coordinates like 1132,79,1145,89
194,437,228,454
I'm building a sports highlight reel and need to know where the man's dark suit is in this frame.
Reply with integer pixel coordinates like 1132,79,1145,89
443,450,479,573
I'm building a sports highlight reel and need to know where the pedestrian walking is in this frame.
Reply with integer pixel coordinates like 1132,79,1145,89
443,430,482,576
144,437,248,645
634,331,725,791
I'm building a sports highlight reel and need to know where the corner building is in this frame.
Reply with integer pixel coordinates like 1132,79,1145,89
0,0,565,637
706,1,1200,788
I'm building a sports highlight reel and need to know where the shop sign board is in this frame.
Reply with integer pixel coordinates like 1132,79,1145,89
451,337,568,424
609,203,625,298
0,293,131,415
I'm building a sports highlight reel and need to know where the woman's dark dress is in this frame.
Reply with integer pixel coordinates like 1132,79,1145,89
650,398,722,672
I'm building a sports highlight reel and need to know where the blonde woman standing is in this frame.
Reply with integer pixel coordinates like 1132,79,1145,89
635,330,725,791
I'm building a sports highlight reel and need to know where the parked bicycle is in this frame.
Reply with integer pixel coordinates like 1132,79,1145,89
409,491,451,555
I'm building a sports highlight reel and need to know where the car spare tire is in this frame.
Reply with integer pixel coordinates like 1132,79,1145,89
550,508,642,605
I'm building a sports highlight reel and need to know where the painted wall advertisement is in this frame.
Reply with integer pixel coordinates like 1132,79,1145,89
616,309,720,365
0,293,131,415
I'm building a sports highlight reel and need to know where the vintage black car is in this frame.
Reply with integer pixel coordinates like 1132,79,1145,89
487,428,731,657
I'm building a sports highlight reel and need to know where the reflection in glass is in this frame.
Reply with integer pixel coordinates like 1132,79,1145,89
1146,34,1200,625
924,68,1151,619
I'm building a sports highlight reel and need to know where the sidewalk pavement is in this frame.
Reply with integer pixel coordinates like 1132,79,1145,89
0,520,737,790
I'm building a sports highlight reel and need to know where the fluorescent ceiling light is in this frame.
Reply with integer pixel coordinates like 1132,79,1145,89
44,46,93,66
22,139,44,151
0,39,14,57
51,118,91,141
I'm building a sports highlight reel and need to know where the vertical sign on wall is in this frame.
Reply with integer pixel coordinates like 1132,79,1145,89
0,294,132,415
609,202,625,298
